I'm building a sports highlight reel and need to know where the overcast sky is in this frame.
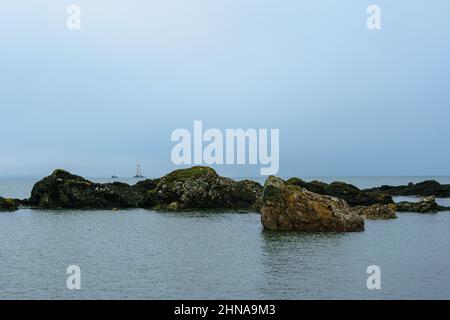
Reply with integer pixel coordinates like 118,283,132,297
1,1,449,178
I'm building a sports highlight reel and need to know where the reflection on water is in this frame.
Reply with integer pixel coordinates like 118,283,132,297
1,209,450,299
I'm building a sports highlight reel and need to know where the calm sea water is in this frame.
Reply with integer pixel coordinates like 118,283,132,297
1,176,450,299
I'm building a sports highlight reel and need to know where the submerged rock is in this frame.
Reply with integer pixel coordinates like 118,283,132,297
261,176,364,232
0,197,18,212
29,169,153,209
286,178,393,206
352,204,397,220
396,196,440,213
143,166,262,211
365,180,450,198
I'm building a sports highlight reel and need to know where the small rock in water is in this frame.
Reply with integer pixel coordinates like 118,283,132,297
352,204,397,220
0,197,18,212
396,196,439,213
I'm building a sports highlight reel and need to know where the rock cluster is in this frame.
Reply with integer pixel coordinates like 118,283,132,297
365,180,450,198
27,167,262,211
260,176,364,232
286,178,393,206
2,167,449,231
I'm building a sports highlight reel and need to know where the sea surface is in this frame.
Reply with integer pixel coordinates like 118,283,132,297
1,176,450,299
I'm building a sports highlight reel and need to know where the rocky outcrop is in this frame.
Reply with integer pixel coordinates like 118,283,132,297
0,197,18,212
365,180,450,198
29,169,153,209
261,176,364,232
29,167,262,211
286,178,393,207
22,167,450,214
396,196,440,213
143,166,262,211
352,204,397,220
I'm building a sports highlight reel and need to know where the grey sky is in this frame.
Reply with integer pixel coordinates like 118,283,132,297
1,1,449,178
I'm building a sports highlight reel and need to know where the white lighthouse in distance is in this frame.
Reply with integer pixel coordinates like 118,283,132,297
134,163,144,178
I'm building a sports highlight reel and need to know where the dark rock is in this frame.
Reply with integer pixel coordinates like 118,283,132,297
0,197,18,212
261,176,364,232
286,178,327,194
29,169,152,209
26,167,262,211
352,204,397,220
15,198,31,207
365,180,450,198
143,166,262,211
286,178,393,206
132,178,160,193
396,196,440,213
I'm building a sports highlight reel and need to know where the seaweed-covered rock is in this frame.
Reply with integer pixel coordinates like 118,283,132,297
143,166,262,211
29,169,154,209
352,204,397,220
0,197,18,212
396,196,439,213
365,180,450,198
261,176,364,232
286,178,393,206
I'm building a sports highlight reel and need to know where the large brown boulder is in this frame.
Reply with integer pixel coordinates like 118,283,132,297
261,176,364,232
